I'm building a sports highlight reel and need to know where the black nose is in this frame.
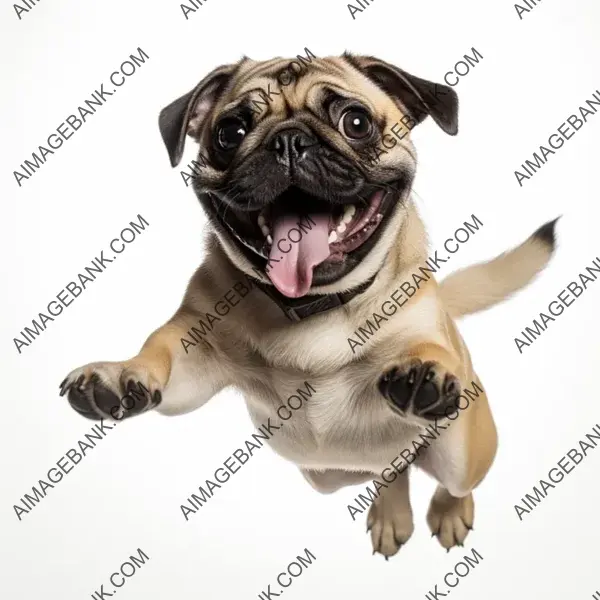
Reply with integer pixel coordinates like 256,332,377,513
269,128,317,165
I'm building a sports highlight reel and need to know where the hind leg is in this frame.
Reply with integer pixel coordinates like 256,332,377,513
418,376,497,550
301,468,415,559
367,468,414,559
427,488,474,551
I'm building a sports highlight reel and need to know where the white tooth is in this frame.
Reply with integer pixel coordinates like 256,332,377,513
261,225,270,236
337,223,347,234
340,205,356,225
258,215,266,227
328,231,338,244
267,235,273,244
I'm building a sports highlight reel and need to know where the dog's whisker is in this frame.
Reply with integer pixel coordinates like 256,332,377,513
210,183,245,223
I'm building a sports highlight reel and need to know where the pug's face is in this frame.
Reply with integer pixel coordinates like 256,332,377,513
159,54,458,298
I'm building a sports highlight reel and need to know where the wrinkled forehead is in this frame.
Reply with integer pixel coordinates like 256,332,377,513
219,56,400,119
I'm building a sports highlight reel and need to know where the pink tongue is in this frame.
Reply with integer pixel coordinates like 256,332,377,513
267,214,331,298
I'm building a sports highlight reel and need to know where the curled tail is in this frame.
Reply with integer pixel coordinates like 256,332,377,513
440,218,559,319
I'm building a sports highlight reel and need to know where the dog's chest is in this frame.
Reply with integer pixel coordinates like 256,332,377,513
253,291,442,373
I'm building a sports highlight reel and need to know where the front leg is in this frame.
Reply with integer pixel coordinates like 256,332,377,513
60,310,228,421
377,340,497,551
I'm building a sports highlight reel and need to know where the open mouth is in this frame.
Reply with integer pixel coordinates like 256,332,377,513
210,185,396,298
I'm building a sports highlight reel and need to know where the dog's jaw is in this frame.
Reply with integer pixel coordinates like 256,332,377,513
202,176,414,299
252,188,388,298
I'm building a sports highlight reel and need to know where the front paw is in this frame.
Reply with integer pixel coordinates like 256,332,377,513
378,359,460,421
59,361,162,421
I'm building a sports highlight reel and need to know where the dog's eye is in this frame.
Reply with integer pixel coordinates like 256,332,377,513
216,118,247,151
339,109,372,140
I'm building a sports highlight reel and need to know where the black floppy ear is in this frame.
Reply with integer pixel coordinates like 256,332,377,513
345,54,459,136
158,63,237,168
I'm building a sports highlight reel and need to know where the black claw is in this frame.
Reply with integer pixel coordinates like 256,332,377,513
446,548,451,554
59,378,67,389
372,549,377,555
152,390,162,407
384,556,389,562
75,374,84,388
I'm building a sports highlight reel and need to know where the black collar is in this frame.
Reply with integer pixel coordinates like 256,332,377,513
250,273,377,322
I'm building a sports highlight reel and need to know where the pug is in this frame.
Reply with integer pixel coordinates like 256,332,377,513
59,53,557,558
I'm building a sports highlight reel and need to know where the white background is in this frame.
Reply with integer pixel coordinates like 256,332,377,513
1,0,600,598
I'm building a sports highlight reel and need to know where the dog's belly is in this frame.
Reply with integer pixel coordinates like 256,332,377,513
234,284,449,473
242,375,424,473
